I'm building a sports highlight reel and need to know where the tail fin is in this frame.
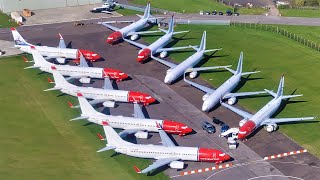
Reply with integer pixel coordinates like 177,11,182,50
198,31,206,51
78,96,99,116
167,15,174,34
142,2,151,19
235,52,243,75
276,74,285,98
11,28,31,46
51,70,75,88
101,121,132,147
30,46,51,67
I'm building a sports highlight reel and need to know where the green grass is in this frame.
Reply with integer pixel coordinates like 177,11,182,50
237,7,267,15
0,55,168,180
116,6,142,16
276,25,320,44
280,8,320,18
140,25,320,157
131,0,266,15
0,12,18,28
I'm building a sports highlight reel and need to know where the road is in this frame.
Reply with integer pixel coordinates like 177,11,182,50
0,22,319,180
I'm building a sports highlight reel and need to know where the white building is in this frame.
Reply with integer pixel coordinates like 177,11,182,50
0,0,102,13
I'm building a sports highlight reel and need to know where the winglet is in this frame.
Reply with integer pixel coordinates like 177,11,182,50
67,101,74,108
133,166,141,173
97,133,105,140
22,56,28,62
47,77,53,83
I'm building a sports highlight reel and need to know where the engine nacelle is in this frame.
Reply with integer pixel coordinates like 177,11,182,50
202,94,210,101
160,51,168,58
169,161,184,169
134,131,148,139
102,101,116,108
189,71,198,79
265,124,278,133
227,96,237,105
239,119,247,127
166,68,172,74
130,34,139,41
79,77,91,84
56,57,66,64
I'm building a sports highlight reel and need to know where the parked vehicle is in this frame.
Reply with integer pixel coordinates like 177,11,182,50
234,12,240,16
218,12,223,15
202,121,216,133
226,10,232,16
221,123,230,133
212,117,223,125
212,10,217,15
205,11,211,15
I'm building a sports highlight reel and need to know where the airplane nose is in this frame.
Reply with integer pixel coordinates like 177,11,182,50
137,48,151,62
224,154,231,161
202,104,209,112
184,127,193,135
106,31,122,44
147,97,156,104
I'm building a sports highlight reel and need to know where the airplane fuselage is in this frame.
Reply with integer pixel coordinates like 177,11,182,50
40,65,104,79
202,74,242,111
18,45,78,59
120,18,148,37
165,50,205,84
148,33,173,54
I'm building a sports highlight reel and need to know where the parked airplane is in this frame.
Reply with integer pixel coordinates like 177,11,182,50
90,0,116,14
44,69,156,107
152,31,223,84
97,121,231,174
221,75,315,140
124,15,195,62
70,96,192,137
25,46,128,83
99,2,160,44
184,52,266,112
11,28,101,64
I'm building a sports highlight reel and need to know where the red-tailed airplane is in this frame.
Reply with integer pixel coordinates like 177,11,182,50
25,46,128,83
11,28,101,64
69,96,192,137
44,69,156,107
97,121,231,174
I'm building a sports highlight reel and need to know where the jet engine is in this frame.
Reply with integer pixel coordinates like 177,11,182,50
166,68,172,74
202,94,210,101
189,71,198,79
134,131,148,139
227,96,237,105
130,34,139,41
160,51,168,58
56,57,66,64
239,119,247,127
79,77,91,84
265,124,278,133
169,161,184,169
103,101,116,108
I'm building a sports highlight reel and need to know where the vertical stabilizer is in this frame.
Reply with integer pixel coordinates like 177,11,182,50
102,122,132,146
167,15,174,34
78,97,99,116
51,70,74,88
30,47,51,67
198,31,206,51
11,28,31,46
235,52,243,75
142,2,151,19
276,74,285,98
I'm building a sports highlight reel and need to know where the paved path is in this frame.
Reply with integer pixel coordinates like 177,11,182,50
0,40,22,57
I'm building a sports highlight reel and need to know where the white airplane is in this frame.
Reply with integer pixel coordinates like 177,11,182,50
152,31,223,84
97,121,231,174
184,52,266,112
44,69,156,107
11,28,101,64
124,15,196,62
221,74,316,140
24,46,128,83
100,2,161,44
70,96,193,137
90,0,116,14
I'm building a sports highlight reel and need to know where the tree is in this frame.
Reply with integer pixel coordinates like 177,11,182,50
295,0,305,7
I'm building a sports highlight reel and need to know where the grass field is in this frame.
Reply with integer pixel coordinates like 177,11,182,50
0,12,18,28
140,25,320,157
116,6,142,16
276,25,320,44
132,0,266,15
0,55,168,179
280,8,320,18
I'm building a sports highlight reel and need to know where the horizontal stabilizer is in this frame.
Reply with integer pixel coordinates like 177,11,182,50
224,67,236,74
264,89,276,97
262,117,316,125
158,28,168,33
24,65,40,69
186,65,231,73
43,87,61,91
172,30,189,35
97,146,116,153
241,71,260,76
282,94,303,99
204,48,222,53
70,116,88,121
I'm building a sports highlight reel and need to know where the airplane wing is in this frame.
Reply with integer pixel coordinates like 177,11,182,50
135,158,180,174
223,91,266,99
65,75,84,81
99,22,120,32
183,75,215,94
127,30,161,36
134,103,146,119
123,38,148,49
151,55,177,69
101,10,113,14
158,129,176,147
156,45,196,53
79,53,89,67
118,128,146,138
221,102,253,119
58,33,66,48
103,78,114,90
261,117,315,125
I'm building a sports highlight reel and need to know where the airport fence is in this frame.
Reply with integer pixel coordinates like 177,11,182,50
231,22,320,52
